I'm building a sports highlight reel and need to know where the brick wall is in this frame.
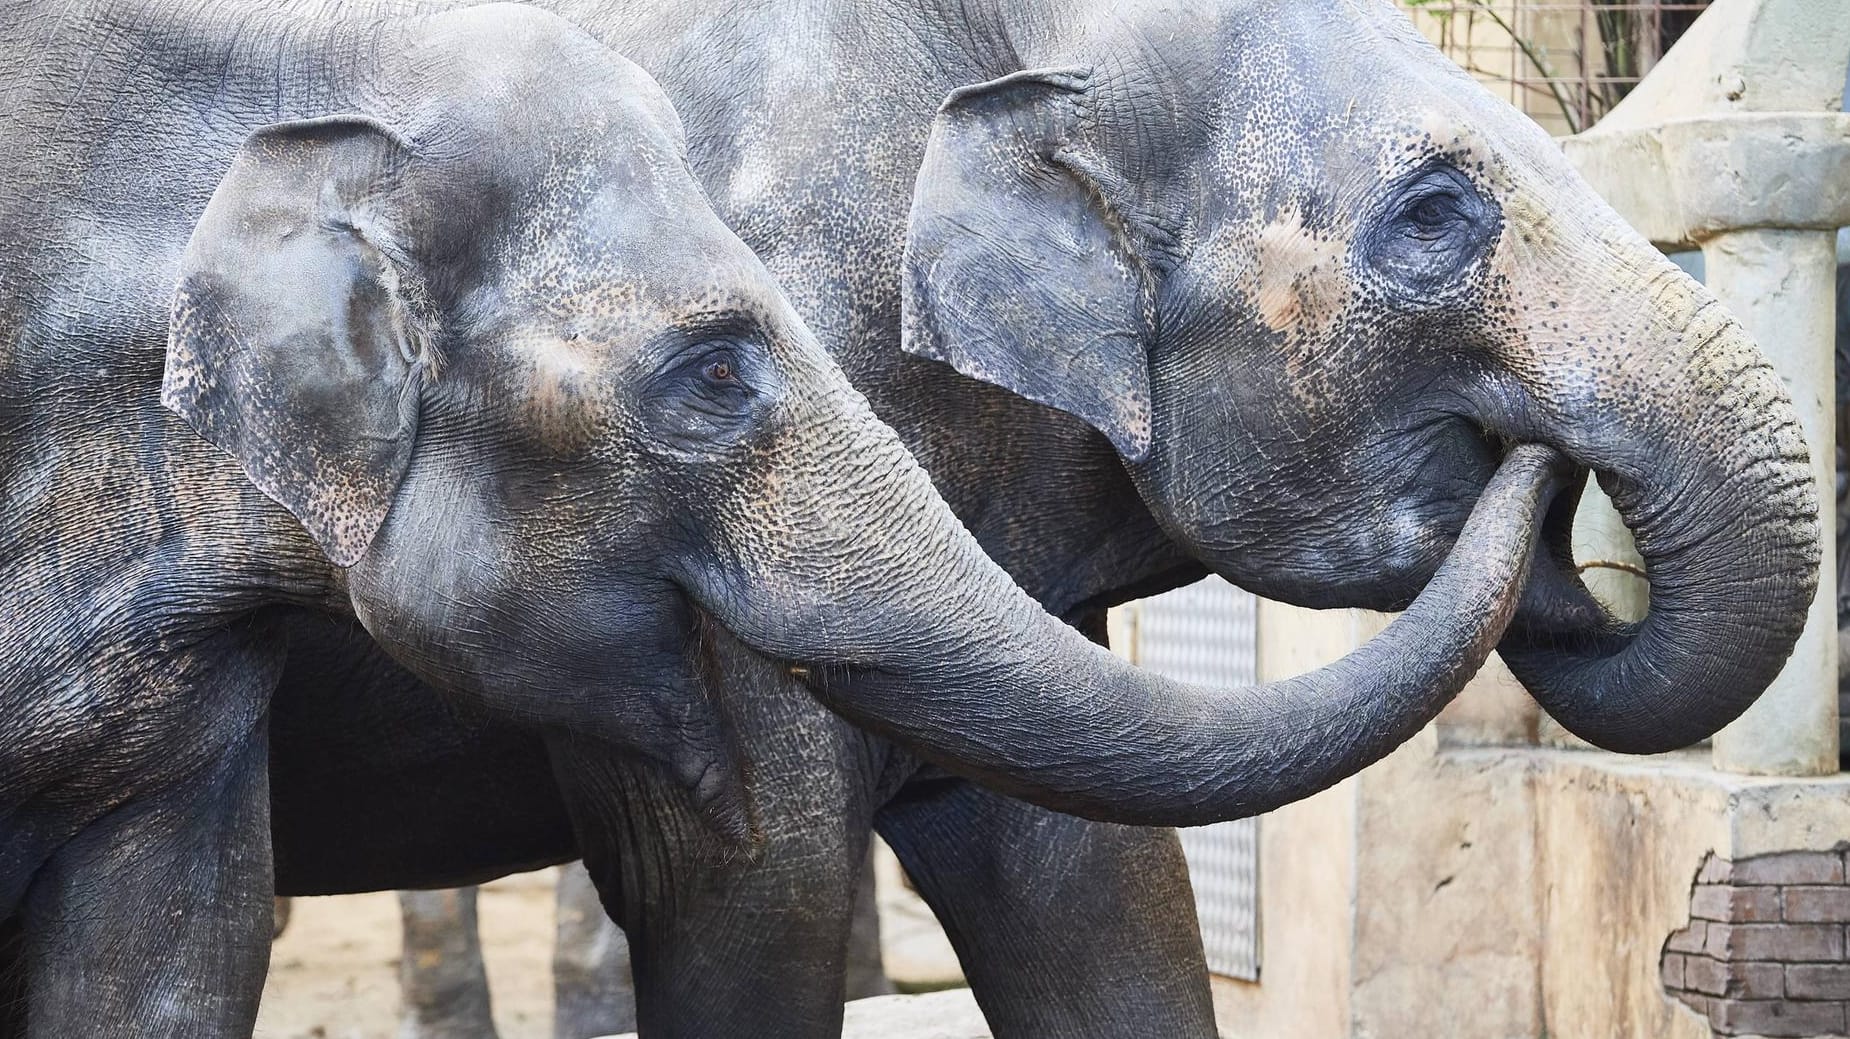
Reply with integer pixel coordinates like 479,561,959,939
1663,850,1850,1037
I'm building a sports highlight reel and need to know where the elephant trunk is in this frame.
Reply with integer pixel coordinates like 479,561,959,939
1499,289,1820,755
783,444,1568,825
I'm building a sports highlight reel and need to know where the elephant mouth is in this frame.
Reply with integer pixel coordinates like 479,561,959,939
1507,461,1611,637
1273,427,1601,625
1424,432,1603,637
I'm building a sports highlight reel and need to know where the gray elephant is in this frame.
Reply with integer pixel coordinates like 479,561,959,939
264,0,1820,1037
0,2,1565,1035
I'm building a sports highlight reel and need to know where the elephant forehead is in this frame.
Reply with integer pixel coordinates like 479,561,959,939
491,172,766,317
501,273,783,342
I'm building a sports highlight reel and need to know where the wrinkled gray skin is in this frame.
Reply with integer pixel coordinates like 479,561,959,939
0,2,1585,1035
265,1,1818,1037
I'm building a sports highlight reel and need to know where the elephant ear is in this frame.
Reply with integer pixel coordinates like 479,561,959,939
166,115,431,567
901,68,1157,462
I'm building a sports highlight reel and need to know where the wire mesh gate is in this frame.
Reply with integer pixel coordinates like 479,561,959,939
1110,577,1262,980
1400,1,1711,133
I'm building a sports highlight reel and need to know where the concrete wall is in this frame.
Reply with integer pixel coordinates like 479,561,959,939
1210,596,1850,1039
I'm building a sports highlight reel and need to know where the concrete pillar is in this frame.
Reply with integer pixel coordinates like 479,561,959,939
1708,228,1841,777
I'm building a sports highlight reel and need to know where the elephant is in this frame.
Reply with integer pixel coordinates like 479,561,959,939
0,2,1578,1035
256,0,1820,1037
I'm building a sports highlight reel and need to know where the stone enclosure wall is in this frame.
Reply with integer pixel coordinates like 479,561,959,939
1664,850,1850,1037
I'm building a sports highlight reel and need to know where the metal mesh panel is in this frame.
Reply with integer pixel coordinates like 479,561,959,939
1399,1,1711,134
1109,576,1261,980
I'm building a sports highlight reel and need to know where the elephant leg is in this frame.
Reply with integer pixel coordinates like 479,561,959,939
398,887,498,1039
546,632,887,1039
877,774,1218,1039
552,861,634,1039
22,729,273,1038
552,743,868,1039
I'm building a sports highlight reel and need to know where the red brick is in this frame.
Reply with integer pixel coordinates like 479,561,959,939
1787,963,1850,1000
1733,852,1845,886
1692,884,1783,922
1700,855,1735,884
1667,920,1709,954
1787,886,1850,923
1737,887,1787,922
1661,953,1686,991
1710,998,1846,1038
1690,885,1727,920
1709,923,1846,962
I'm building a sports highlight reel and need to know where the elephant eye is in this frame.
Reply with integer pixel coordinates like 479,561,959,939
638,332,782,460
1361,163,1499,305
1401,192,1466,237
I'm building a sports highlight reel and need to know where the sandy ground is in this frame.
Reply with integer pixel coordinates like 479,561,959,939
254,846,964,1039
256,870,559,1039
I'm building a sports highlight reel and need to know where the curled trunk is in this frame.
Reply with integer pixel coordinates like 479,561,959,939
1499,291,1820,754
798,445,1570,826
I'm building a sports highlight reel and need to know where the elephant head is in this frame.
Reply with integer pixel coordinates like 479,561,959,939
899,0,1818,756
159,4,1573,833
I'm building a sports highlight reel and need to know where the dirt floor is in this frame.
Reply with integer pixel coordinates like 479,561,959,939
256,870,559,1039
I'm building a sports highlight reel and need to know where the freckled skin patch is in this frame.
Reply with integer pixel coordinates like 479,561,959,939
1250,206,1349,334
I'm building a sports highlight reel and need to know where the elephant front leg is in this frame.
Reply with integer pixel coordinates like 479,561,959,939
548,741,870,1039
21,729,274,1039
877,774,1218,1039
548,850,882,1039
